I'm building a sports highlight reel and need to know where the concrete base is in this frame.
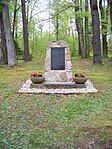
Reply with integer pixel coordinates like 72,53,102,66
30,81,86,89
18,79,98,94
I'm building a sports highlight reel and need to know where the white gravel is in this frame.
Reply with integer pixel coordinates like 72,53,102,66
18,79,98,94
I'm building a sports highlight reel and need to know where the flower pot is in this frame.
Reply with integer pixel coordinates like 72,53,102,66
30,76,45,84
73,76,87,84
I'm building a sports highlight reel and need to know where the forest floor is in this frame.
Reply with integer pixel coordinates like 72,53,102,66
0,58,112,149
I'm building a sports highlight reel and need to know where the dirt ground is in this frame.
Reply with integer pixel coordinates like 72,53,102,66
72,127,112,149
52,127,112,149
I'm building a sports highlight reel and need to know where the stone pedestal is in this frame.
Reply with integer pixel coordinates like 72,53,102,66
44,41,72,82
30,82,86,89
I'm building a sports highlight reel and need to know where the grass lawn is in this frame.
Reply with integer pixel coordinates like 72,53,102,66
0,58,112,149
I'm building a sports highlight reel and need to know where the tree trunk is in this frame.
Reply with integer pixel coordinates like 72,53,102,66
15,11,18,40
75,17,81,56
55,0,59,41
76,17,85,58
12,0,17,38
85,0,90,57
21,0,31,61
99,0,108,58
2,2,17,65
102,34,108,57
110,0,112,31
0,11,8,64
56,15,59,41
90,0,102,63
75,0,85,58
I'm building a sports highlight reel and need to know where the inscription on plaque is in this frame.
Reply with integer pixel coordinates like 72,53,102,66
51,48,65,70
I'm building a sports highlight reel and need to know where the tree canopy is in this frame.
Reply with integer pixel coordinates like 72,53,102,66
0,0,112,65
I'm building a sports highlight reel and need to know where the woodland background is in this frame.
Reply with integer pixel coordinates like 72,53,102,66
0,0,112,65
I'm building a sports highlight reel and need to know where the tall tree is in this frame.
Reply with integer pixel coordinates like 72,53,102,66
73,0,85,58
99,0,109,57
85,0,90,57
110,0,112,31
28,0,37,34
0,10,8,64
50,0,60,41
21,0,31,61
90,0,102,63
12,0,18,39
2,0,17,65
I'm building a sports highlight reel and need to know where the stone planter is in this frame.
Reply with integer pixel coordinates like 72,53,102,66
73,76,88,84
30,76,45,84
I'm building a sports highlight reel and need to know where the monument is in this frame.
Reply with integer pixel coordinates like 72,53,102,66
44,41,72,82
19,40,98,93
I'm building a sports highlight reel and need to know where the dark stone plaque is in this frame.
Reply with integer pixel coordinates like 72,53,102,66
51,48,65,70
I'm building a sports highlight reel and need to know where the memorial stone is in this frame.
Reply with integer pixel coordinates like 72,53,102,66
44,41,72,82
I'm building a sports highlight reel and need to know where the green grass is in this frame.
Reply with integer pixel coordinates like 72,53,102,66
0,58,112,148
